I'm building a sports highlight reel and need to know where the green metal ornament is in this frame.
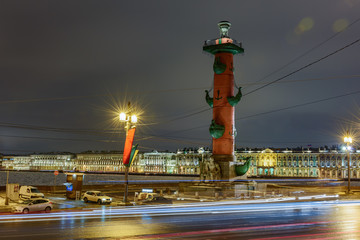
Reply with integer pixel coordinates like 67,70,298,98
227,87,242,107
234,157,251,176
205,90,213,108
213,57,227,74
209,119,225,139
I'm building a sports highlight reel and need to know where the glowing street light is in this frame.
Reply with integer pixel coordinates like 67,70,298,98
119,102,138,204
344,131,353,194
119,112,126,122
130,115,137,124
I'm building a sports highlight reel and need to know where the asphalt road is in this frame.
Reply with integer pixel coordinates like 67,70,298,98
1,200,360,239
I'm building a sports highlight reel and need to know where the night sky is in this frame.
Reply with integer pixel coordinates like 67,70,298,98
1,1,360,154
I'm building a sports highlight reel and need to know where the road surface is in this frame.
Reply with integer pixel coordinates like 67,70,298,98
1,200,360,239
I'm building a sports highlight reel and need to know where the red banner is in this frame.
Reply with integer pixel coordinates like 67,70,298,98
123,127,136,164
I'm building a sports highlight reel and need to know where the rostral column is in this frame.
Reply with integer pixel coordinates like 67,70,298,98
203,21,244,180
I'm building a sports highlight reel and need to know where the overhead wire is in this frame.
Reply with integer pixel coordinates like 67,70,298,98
1,75,359,147
240,17,360,88
241,74,360,87
142,87,360,143
2,87,360,148
0,122,123,136
0,88,205,105
136,74,360,127
244,37,360,96
146,36,360,125
161,18,360,123
140,21,360,126
0,134,121,143
1,72,359,132
237,88,360,121
1,20,360,150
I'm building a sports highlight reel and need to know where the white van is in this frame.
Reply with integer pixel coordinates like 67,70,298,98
136,192,158,201
19,186,44,199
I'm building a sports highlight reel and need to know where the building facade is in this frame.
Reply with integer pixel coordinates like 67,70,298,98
1,148,360,179
139,151,176,174
75,153,139,173
175,150,203,175
31,154,74,171
2,156,32,170
237,148,360,179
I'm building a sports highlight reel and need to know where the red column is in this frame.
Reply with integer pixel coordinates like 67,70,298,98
212,52,234,156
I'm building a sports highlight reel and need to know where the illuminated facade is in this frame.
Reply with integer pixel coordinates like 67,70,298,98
175,150,202,175
2,156,32,170
238,148,360,179
75,153,139,173
139,151,176,174
237,149,319,178
1,148,360,179
31,154,74,171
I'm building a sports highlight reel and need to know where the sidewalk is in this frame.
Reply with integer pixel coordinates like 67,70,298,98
0,196,16,213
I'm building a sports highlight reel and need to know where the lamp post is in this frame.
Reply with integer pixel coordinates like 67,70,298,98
5,169,9,205
119,102,137,204
198,147,205,181
344,132,352,194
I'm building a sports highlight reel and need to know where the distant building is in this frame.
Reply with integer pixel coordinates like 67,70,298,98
31,154,75,171
139,150,176,174
237,148,360,178
75,153,139,173
2,156,32,170
1,147,360,179
237,149,319,177
175,150,202,175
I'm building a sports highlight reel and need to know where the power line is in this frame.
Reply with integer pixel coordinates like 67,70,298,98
2,73,358,132
242,17,360,88
244,37,360,96
0,88,205,105
241,74,360,86
125,74,360,127
1,26,359,147
0,94,108,104
1,19,359,136
164,35,360,123
154,87,360,138
1,86,360,146
237,88,360,121
0,134,121,143
0,122,122,136
141,36,360,126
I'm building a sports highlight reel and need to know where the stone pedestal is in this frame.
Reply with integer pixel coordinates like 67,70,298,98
213,154,238,181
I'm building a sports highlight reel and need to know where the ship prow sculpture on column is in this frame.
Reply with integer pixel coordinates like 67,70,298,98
203,21,249,181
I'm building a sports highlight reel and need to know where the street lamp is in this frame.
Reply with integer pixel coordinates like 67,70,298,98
119,102,137,204
198,147,205,181
5,169,9,205
344,132,352,194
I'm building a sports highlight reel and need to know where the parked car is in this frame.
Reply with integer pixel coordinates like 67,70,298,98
13,198,53,214
19,186,44,200
83,191,112,204
141,196,173,205
136,192,158,201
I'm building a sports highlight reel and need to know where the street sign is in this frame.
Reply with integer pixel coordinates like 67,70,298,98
54,170,59,176
142,188,153,193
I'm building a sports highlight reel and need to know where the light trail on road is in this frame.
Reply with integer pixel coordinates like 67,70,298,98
1,199,360,239
0,199,358,223
138,222,360,239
